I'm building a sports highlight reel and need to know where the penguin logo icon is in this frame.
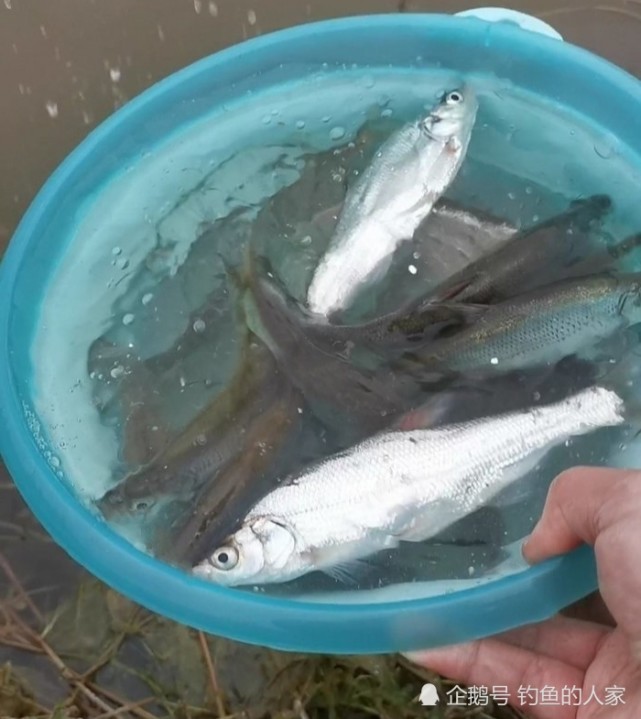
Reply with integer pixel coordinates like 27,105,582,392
419,683,439,706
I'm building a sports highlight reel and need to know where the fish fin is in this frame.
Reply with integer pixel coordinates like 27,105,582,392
322,559,373,585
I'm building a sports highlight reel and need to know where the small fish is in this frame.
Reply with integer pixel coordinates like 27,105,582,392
98,335,280,517
306,86,479,317
193,385,625,586
158,373,304,565
431,194,613,304
400,272,641,377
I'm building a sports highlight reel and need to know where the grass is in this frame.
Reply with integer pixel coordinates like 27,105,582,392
0,548,531,719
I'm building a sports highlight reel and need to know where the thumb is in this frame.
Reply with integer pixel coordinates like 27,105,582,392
523,466,639,564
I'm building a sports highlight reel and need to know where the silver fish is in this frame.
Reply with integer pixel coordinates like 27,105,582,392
193,385,624,586
306,86,479,317
401,272,641,377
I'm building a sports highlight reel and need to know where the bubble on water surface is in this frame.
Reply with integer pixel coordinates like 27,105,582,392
45,101,58,118
122,314,135,326
329,126,346,141
296,120,305,129
141,293,153,306
109,67,121,83
247,9,257,25
193,319,206,333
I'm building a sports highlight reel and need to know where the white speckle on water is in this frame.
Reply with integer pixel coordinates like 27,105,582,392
39,25,47,37
329,126,345,141
157,24,165,41
141,293,153,306
507,192,516,201
490,357,499,365
525,185,533,195
301,235,312,246
18,83,24,95
412,251,421,260
179,376,187,388
261,114,271,125
408,264,417,275
195,433,207,446
322,116,331,123
4,0,11,9
297,407,304,414
82,110,92,125
468,566,475,576
110,365,125,379
295,119,305,129
109,67,121,83
381,108,393,118
193,318,206,333
122,313,135,326
208,0,218,15
193,0,202,13
247,9,257,25
112,246,122,256
45,101,58,118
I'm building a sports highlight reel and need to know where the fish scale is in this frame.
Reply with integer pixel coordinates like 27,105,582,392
194,385,625,586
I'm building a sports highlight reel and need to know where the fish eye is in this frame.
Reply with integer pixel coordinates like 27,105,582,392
446,91,463,104
211,545,239,571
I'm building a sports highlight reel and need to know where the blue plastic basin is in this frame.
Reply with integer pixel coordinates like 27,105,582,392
2,13,641,654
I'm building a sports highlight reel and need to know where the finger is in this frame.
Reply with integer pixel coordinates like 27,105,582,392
405,639,582,719
497,615,610,670
523,466,639,564
561,591,615,627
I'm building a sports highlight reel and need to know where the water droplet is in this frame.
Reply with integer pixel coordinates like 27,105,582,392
507,192,516,201
322,115,331,123
247,9,257,25
594,137,616,159
109,67,121,83
117,258,129,270
193,318,206,333
295,119,305,129
525,186,533,195
122,313,135,326
193,0,202,13
408,264,417,275
329,126,345,141
381,108,393,118
208,0,218,15
110,365,125,379
490,357,499,365
141,293,153,305
363,75,376,89
412,251,421,260
112,246,122,256
45,100,58,118
301,235,312,246
50,455,61,468
261,114,271,125
179,376,187,388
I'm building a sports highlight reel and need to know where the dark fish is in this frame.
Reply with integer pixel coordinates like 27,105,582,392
430,194,613,304
399,271,641,377
240,250,427,435
157,368,305,565
97,334,281,517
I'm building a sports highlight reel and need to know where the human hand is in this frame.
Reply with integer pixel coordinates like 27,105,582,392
405,467,641,718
